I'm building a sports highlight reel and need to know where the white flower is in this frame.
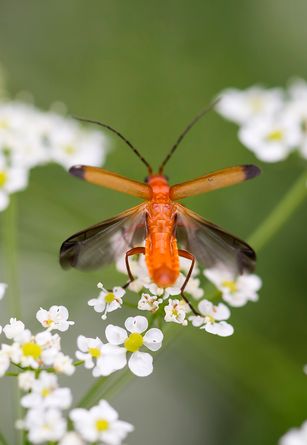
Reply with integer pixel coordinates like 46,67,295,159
0,102,49,168
18,371,36,391
70,400,134,445
36,305,74,331
105,316,163,377
239,114,301,162
21,371,72,410
76,336,103,370
184,275,204,300
48,117,107,169
204,268,262,307
164,299,190,326
1,342,22,364
143,282,165,297
23,408,67,444
0,100,109,214
279,421,307,445
189,299,234,337
216,86,284,124
3,318,29,342
288,78,307,101
59,432,85,445
0,282,7,300
76,335,126,377
144,273,203,301
0,156,28,210
88,284,125,320
0,349,10,377
53,352,75,375
138,293,162,312
10,330,62,369
143,274,182,299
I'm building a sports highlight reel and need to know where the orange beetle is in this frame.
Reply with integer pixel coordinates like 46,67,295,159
60,105,260,313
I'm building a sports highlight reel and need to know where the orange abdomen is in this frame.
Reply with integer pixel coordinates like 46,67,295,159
145,202,180,288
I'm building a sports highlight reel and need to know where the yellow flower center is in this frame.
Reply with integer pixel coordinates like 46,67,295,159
266,130,283,141
64,145,76,155
172,308,179,317
0,171,7,187
222,280,238,293
205,315,215,324
22,342,42,359
41,388,51,398
45,319,53,327
96,419,109,431
124,333,143,352
104,292,115,304
89,347,101,358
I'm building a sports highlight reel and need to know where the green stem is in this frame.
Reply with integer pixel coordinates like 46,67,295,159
248,171,307,251
5,372,19,377
77,377,107,408
3,195,21,318
0,431,9,445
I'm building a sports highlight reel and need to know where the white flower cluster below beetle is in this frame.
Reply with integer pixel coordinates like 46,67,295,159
113,254,262,336
216,79,307,162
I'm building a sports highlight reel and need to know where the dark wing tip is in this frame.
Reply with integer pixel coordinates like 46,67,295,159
69,165,86,179
59,241,78,269
243,164,261,180
237,243,257,273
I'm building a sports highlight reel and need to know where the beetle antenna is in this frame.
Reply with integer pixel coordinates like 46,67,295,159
158,98,220,173
75,116,153,174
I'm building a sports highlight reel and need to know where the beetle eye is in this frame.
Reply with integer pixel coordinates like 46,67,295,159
144,176,149,183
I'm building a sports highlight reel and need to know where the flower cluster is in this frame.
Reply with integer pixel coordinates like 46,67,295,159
0,100,108,211
216,79,307,162
0,303,134,444
89,255,263,338
0,307,75,377
18,374,133,445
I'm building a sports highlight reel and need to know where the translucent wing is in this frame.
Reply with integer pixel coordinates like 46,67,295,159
175,203,256,274
60,203,147,270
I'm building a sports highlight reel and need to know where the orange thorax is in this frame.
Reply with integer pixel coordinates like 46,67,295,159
145,175,179,288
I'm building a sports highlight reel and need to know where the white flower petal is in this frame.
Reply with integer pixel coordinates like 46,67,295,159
128,351,153,377
204,321,234,337
125,316,148,334
143,328,163,351
105,325,127,345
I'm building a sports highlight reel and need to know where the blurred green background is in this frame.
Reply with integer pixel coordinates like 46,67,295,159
0,1,307,444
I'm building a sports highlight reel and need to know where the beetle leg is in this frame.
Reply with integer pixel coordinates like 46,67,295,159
178,249,200,316
107,247,145,292
122,247,145,289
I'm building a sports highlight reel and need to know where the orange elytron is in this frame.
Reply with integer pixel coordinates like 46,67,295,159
60,106,260,313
